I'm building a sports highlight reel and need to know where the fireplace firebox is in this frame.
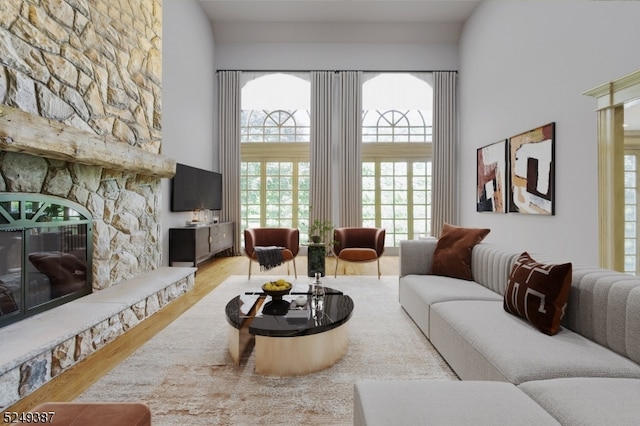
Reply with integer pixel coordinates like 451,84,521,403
0,194,93,329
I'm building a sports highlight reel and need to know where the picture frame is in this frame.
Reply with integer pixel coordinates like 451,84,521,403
477,140,508,213
508,122,555,215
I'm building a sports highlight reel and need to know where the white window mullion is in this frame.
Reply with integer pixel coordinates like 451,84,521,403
407,160,414,241
260,160,267,227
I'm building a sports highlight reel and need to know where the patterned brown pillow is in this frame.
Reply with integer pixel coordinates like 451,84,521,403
430,223,491,280
503,252,572,335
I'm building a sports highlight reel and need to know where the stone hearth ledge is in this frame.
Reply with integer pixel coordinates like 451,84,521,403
0,266,196,409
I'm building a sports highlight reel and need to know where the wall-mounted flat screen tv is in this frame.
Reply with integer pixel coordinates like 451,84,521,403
171,163,222,211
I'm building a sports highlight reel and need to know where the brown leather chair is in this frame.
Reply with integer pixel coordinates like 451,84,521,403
333,227,385,279
244,227,299,279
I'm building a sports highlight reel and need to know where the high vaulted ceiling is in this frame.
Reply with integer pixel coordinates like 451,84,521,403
198,0,482,43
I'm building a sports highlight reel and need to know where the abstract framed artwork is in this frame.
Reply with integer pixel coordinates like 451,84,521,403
477,140,508,213
508,122,555,215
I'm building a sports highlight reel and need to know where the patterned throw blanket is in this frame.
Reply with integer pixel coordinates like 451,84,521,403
254,246,284,271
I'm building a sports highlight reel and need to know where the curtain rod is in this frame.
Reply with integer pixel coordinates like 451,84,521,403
215,69,458,74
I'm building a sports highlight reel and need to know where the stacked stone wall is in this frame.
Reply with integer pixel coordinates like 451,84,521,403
0,0,163,289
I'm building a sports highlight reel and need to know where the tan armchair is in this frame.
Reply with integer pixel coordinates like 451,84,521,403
244,228,299,279
333,227,386,279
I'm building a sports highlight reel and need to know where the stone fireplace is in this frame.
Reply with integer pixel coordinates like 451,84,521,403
0,0,193,410
0,0,170,291
0,149,169,291
0,193,93,328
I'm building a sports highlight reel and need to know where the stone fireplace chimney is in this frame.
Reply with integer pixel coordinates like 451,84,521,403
0,0,173,291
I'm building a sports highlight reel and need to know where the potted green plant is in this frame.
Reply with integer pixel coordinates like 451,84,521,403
308,219,334,244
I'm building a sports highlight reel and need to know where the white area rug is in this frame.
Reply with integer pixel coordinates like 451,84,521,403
76,275,457,425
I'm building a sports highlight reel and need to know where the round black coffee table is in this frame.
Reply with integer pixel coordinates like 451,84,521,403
225,285,354,376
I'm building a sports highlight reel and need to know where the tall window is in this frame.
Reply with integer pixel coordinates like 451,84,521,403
362,73,433,247
240,74,311,239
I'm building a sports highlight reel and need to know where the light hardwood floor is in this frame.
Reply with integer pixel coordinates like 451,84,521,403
7,254,399,412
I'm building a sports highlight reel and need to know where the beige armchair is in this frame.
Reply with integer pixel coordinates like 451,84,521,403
244,228,300,279
333,227,386,279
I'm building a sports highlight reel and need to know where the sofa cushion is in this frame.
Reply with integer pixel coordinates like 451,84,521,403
399,274,502,338
503,252,572,335
354,380,560,426
430,223,490,280
519,378,640,426
337,248,378,262
429,300,640,384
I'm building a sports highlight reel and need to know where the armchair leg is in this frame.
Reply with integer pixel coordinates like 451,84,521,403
292,259,297,279
377,258,381,279
248,259,252,279
334,258,339,278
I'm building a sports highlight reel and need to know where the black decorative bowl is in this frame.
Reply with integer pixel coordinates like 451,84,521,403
261,281,292,300
262,299,291,316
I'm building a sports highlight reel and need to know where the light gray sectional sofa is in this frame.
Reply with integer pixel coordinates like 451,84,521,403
354,239,640,425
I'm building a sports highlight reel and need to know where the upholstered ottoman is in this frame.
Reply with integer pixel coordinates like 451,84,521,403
27,402,151,426
354,380,559,426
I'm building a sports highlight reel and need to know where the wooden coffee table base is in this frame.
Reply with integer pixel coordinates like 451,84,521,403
228,323,254,366
228,322,349,376
254,323,349,376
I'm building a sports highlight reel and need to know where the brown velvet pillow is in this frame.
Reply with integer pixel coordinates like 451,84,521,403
430,223,491,280
503,252,572,335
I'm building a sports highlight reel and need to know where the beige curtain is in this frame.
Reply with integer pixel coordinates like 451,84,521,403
310,71,334,227
218,71,242,254
431,71,458,237
338,71,363,227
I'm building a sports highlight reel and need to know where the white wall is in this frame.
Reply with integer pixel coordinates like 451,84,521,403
161,0,217,264
214,42,458,71
458,0,640,265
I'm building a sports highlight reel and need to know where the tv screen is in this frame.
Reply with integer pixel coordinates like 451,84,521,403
171,163,222,211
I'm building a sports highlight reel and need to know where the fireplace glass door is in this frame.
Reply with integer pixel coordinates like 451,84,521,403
0,194,93,328
0,229,22,318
